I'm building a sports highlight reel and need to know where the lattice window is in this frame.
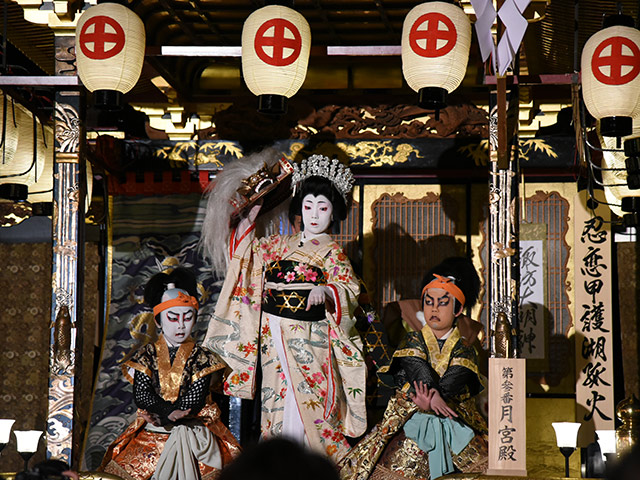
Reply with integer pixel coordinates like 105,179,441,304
523,191,571,335
479,190,571,341
333,198,361,271
371,192,461,308
521,191,573,383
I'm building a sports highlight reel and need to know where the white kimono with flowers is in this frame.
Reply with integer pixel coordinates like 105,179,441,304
203,231,367,461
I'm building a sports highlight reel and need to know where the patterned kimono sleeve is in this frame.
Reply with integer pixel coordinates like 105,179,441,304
322,243,368,437
440,343,483,400
202,229,266,399
396,356,442,393
378,331,439,393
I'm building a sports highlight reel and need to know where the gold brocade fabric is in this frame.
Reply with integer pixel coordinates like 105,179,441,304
156,340,195,402
339,394,419,480
100,343,240,480
422,326,461,377
339,393,488,480
380,326,487,434
375,433,431,480
123,338,227,399
101,404,240,480
339,324,489,480
374,430,488,480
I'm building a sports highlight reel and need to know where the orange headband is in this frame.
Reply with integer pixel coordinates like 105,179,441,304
153,291,199,317
421,274,465,307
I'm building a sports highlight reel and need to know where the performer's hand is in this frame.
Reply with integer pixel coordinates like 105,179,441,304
139,410,161,426
306,285,331,310
168,408,191,422
430,389,458,418
410,381,434,411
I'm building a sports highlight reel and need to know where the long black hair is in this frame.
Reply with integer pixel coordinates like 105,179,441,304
288,175,349,229
421,256,480,314
144,268,198,323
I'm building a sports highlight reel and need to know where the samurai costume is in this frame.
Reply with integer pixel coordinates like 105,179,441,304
100,337,241,480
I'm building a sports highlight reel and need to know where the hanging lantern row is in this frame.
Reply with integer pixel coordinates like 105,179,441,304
243,1,470,114
74,2,471,115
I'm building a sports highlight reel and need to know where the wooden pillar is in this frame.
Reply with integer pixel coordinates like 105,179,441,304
48,32,85,466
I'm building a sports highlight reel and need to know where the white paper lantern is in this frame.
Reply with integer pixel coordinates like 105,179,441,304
0,93,19,165
0,98,51,202
582,15,640,138
401,1,471,110
0,99,91,211
76,3,145,107
241,5,311,114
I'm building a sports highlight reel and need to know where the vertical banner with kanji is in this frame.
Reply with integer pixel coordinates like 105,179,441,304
574,191,615,438
487,358,527,476
518,223,548,371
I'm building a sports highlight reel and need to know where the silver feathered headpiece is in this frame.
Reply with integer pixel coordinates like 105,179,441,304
291,155,355,201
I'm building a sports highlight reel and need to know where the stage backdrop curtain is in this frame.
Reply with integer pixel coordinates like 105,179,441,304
81,194,221,471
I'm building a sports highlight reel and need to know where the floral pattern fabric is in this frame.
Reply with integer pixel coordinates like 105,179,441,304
203,231,367,461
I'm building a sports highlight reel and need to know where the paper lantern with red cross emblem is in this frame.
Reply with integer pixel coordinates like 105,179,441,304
581,14,640,138
241,5,311,115
401,1,471,111
75,3,145,109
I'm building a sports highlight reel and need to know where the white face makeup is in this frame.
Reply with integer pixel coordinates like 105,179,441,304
423,287,460,339
302,194,333,237
160,306,195,346
158,289,196,347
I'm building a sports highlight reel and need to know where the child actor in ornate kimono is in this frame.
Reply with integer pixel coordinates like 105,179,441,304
339,257,488,480
100,268,241,480
201,151,367,462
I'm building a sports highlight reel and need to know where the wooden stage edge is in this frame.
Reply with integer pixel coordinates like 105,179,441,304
444,475,592,480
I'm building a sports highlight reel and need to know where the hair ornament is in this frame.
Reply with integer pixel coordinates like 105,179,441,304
422,273,466,307
153,291,199,317
291,155,355,201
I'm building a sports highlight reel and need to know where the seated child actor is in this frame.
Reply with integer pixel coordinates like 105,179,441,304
339,257,488,480
100,268,240,480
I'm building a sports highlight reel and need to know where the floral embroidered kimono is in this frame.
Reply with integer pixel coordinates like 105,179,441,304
203,231,367,461
100,337,241,480
339,324,488,480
